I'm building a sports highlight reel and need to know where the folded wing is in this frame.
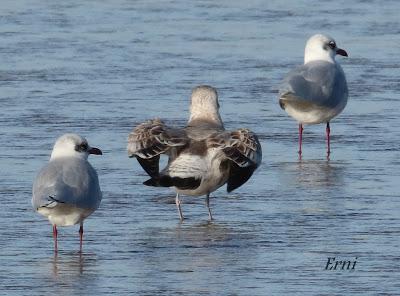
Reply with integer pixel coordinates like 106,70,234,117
127,118,189,178
279,60,346,109
207,128,262,192
32,159,101,210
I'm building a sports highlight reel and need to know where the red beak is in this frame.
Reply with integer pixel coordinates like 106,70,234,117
88,147,102,155
336,48,348,57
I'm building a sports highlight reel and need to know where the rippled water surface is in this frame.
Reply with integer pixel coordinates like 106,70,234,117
1,0,400,295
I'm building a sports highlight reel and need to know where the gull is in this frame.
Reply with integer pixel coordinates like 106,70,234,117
32,133,102,253
127,85,262,221
279,34,348,157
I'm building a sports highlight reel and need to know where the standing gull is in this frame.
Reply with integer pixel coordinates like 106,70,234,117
279,34,348,157
127,85,262,221
32,133,102,252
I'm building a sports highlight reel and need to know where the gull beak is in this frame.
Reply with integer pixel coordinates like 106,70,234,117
336,48,348,57
88,147,102,155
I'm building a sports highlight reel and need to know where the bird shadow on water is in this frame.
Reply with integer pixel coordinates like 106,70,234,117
173,221,235,247
139,220,256,275
277,158,348,189
50,251,97,278
142,220,238,249
31,251,102,295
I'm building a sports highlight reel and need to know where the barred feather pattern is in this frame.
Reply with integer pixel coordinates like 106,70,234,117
207,128,262,168
127,118,188,159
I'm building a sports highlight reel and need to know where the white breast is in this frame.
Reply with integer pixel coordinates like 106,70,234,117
284,100,347,124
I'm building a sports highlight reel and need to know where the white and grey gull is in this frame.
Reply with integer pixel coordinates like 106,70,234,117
127,85,262,221
32,133,102,252
279,34,348,157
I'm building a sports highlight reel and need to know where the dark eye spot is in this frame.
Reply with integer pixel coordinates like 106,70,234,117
75,142,88,152
328,41,336,49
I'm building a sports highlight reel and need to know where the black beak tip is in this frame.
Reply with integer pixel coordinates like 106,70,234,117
336,48,348,57
89,147,103,155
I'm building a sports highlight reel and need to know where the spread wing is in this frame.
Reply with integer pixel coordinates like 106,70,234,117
207,128,262,192
127,118,189,177
279,60,347,109
32,159,102,211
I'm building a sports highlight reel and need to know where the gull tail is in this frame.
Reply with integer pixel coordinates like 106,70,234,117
143,175,201,190
36,195,65,210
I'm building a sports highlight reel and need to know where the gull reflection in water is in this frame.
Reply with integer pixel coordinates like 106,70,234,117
279,159,347,189
296,159,346,188
51,251,97,278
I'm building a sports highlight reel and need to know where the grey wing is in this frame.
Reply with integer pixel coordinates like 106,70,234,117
207,128,262,192
279,61,347,108
32,159,102,210
127,118,189,178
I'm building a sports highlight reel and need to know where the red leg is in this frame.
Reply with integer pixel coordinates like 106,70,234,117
326,122,331,156
298,123,303,156
53,225,58,253
79,223,83,252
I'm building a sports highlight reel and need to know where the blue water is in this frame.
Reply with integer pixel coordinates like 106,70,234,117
1,0,400,295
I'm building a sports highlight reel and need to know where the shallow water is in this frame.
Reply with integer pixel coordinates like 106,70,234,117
1,0,400,295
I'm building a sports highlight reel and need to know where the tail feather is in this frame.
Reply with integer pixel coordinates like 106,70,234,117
143,175,201,190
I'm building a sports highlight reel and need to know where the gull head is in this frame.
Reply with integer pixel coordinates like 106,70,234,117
50,133,102,160
189,85,223,126
304,34,348,64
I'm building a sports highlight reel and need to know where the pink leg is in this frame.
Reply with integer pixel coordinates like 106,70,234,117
79,223,83,252
53,225,58,253
326,122,331,156
298,123,303,156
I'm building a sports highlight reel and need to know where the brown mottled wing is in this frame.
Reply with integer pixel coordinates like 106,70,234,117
207,128,262,192
127,119,188,177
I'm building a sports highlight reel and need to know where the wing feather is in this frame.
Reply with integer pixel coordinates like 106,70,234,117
207,128,262,192
32,159,101,210
127,118,189,177
279,60,347,108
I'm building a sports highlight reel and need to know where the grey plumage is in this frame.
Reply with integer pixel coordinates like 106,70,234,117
278,34,349,156
279,60,348,111
32,158,101,211
32,133,102,252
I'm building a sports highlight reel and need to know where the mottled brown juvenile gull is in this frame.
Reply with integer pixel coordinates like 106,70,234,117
32,133,102,252
279,34,348,157
127,85,262,221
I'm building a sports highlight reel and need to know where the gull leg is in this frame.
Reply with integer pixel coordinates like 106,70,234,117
298,123,303,156
326,122,331,157
53,225,58,253
79,222,84,253
205,194,213,221
175,193,184,221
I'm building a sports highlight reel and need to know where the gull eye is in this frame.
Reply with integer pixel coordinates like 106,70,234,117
75,142,88,152
328,41,336,49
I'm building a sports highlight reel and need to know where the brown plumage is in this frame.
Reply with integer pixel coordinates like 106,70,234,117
127,85,262,220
